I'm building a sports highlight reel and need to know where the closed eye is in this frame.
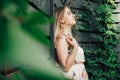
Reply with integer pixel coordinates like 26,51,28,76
67,11,71,15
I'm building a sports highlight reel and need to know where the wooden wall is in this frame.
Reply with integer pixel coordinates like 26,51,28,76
53,0,120,61
114,0,120,61
29,0,120,60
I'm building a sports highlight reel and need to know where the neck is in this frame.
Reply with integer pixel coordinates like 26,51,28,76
61,27,72,37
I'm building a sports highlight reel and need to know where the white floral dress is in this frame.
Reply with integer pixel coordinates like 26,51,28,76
63,46,89,80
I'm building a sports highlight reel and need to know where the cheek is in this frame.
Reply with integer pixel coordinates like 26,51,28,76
65,17,76,25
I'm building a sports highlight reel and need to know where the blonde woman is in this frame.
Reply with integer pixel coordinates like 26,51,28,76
54,6,88,80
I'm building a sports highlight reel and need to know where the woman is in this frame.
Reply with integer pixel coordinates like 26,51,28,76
54,6,88,80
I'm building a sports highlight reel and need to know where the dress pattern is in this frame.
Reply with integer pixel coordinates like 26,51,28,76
63,47,88,80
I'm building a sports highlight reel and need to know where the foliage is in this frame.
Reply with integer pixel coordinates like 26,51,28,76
77,0,120,80
0,0,65,80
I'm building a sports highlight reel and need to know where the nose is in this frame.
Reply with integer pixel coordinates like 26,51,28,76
72,13,76,18
72,12,75,16
73,14,76,17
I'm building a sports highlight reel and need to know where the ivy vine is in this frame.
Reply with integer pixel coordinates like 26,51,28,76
77,0,120,80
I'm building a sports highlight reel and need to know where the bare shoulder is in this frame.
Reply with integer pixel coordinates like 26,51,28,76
57,34,65,39
55,34,67,45
56,34,65,41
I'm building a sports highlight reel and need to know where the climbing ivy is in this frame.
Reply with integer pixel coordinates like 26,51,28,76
77,0,120,80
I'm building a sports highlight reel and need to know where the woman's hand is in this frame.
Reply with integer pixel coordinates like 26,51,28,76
65,37,78,48
82,70,87,80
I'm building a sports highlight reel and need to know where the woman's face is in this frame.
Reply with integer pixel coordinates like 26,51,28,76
62,7,76,26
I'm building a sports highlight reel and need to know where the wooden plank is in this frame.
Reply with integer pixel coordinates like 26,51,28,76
28,0,50,18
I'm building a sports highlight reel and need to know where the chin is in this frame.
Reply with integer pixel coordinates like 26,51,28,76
72,21,76,25
71,23,76,27
68,21,76,26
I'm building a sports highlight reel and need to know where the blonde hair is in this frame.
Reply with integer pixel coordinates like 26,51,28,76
54,6,71,43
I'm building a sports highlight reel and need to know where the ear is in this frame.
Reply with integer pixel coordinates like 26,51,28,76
60,20,65,24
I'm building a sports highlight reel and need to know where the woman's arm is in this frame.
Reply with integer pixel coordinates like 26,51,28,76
56,37,78,71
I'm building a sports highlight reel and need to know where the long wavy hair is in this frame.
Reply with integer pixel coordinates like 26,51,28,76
54,6,71,43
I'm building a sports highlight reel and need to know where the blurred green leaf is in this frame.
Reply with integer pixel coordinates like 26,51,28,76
3,17,64,80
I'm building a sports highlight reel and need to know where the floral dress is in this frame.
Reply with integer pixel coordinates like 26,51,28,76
63,46,89,80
